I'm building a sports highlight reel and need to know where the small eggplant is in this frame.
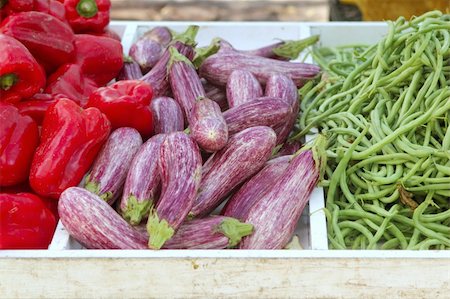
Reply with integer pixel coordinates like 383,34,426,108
240,136,327,249
140,26,198,97
199,50,320,87
129,26,172,73
84,127,143,205
190,126,277,218
59,187,148,249
191,97,228,153
168,47,206,124
221,155,291,220
223,97,292,135
163,216,253,249
226,70,263,108
150,96,185,134
147,132,202,249
120,134,165,225
116,57,143,81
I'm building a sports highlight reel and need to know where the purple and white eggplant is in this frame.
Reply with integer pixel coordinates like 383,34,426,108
150,96,185,134
226,70,263,108
221,155,291,220
199,50,320,88
120,134,165,225
147,132,202,249
168,47,206,124
239,135,327,249
129,26,173,73
190,126,277,218
265,73,300,144
84,127,142,205
59,187,148,249
202,79,228,111
163,216,253,249
140,25,198,97
223,97,292,135
116,57,143,81
191,97,228,153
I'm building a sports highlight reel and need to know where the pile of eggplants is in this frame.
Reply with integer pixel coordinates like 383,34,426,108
58,25,326,250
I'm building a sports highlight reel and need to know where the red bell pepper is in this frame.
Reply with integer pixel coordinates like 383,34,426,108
45,63,98,107
0,34,46,104
90,27,121,41
0,0,66,21
0,192,56,249
64,0,110,33
0,11,75,73
73,34,123,86
0,102,39,186
86,80,154,138
34,0,66,21
15,93,58,125
29,98,111,199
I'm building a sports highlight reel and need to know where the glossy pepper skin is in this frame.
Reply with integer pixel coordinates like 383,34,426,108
0,102,39,186
86,80,154,138
73,34,123,86
29,98,111,199
16,93,58,125
45,63,98,107
64,0,110,33
0,11,75,73
0,0,65,21
0,192,56,249
0,34,45,104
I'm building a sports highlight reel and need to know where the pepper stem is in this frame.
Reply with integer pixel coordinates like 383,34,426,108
76,0,98,18
146,209,175,249
122,195,153,226
217,217,254,248
0,74,18,91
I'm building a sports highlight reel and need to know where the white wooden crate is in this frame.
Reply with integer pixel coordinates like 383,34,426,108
1,22,449,299
49,21,328,251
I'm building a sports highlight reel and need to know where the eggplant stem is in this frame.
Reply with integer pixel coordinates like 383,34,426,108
147,210,174,249
122,195,153,226
217,217,254,248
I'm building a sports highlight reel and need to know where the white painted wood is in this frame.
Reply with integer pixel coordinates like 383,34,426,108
0,251,449,298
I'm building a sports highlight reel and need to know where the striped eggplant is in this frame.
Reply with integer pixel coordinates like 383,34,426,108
84,127,143,205
147,132,202,249
190,126,277,218
226,70,263,108
265,73,300,144
223,97,292,135
129,26,172,73
217,36,319,61
168,47,206,124
116,57,143,81
140,26,198,97
120,134,165,225
150,96,184,134
240,135,327,249
275,140,302,157
163,216,253,249
202,79,228,111
59,187,148,249
199,50,321,87
191,97,228,152
221,155,291,220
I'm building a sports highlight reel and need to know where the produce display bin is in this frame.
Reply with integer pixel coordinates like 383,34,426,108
0,22,449,299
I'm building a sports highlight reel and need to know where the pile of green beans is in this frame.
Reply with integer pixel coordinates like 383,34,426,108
292,11,450,250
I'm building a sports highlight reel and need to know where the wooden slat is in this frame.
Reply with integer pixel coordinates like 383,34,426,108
1,253,449,298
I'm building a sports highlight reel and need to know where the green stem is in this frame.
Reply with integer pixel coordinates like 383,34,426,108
272,35,320,60
146,210,175,250
76,0,98,18
217,218,254,248
122,195,153,226
0,73,18,91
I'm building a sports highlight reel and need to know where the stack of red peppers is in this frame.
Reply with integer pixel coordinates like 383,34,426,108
0,0,156,249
